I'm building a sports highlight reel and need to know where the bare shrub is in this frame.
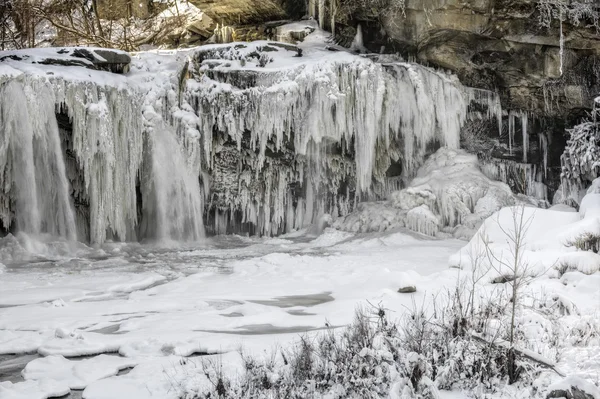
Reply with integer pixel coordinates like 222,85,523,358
566,231,600,253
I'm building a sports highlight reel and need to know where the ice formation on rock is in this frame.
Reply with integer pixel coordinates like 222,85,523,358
481,160,548,202
0,58,204,244
0,34,501,241
334,148,516,238
185,42,500,235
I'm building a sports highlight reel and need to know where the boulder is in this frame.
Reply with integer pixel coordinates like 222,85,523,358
491,275,516,284
189,0,285,25
398,286,417,293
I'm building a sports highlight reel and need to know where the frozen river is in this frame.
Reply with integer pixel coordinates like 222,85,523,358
0,228,464,398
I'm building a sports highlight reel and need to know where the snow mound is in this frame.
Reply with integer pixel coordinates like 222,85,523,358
587,177,600,194
334,148,516,238
549,204,578,212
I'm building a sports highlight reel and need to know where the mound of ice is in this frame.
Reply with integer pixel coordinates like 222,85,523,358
334,148,516,238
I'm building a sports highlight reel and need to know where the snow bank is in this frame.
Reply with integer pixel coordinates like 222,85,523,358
451,181,600,275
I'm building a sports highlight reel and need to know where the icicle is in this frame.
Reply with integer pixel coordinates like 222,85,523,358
351,24,364,52
521,112,528,163
559,14,564,77
464,88,502,135
318,0,326,29
539,133,549,179
406,205,439,236
308,0,317,20
186,47,502,236
508,111,515,155
481,159,548,201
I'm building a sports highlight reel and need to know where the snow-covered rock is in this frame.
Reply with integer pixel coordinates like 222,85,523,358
0,47,131,74
0,379,70,399
22,355,138,390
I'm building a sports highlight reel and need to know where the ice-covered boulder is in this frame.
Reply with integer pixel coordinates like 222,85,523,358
334,148,516,238
0,48,131,74
332,202,405,234
392,148,515,231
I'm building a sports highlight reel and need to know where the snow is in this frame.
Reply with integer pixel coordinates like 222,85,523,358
22,355,138,389
0,24,598,399
0,228,466,397
0,379,70,399
0,212,594,397
0,47,129,67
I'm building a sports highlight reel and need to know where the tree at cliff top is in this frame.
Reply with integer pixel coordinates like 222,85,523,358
537,0,599,30
0,0,194,50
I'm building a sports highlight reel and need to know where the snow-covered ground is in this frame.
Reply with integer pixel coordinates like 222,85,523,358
0,228,462,398
0,215,598,398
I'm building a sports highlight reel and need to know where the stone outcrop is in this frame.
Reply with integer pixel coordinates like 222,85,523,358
190,0,286,25
379,0,600,119
312,0,599,119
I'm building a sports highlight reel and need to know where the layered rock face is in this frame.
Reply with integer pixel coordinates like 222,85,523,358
379,0,600,118
190,0,286,24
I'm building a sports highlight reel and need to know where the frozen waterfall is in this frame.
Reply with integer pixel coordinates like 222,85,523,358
0,80,77,240
0,71,204,244
184,43,500,235
0,42,502,242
